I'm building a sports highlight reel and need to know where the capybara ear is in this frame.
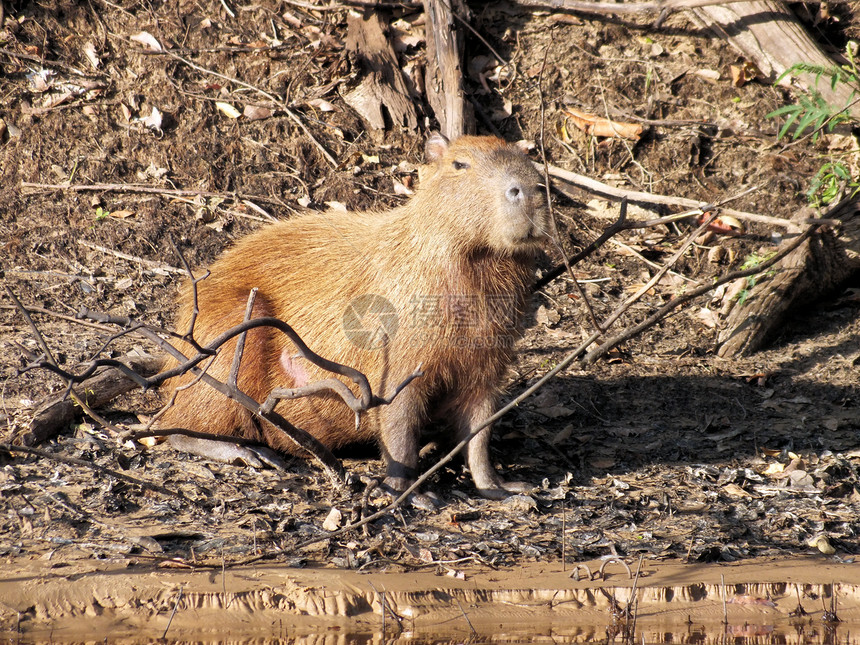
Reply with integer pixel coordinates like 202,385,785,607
425,132,450,163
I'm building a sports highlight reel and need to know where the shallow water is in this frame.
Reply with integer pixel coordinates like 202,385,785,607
3,557,860,644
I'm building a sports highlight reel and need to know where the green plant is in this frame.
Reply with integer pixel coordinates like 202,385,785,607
766,90,853,142
807,160,860,206
94,206,110,221
767,42,860,206
767,40,859,141
736,252,777,306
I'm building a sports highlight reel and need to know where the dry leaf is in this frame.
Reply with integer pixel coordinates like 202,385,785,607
536,305,561,327
699,213,744,236
722,483,751,498
808,534,836,555
130,31,163,52
696,307,718,329
563,107,643,141
43,91,74,109
762,462,784,475
321,507,342,532
326,201,347,212
109,210,135,219
306,98,335,112
551,424,574,445
216,101,241,119
27,69,53,93
536,405,575,419
392,179,413,196
139,106,162,130
83,41,101,69
695,69,721,83
730,61,759,87
243,105,272,120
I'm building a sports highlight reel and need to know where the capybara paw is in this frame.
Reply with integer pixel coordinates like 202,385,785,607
502,480,534,494
477,479,533,500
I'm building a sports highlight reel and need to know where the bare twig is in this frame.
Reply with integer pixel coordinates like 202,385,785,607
162,587,184,639
546,163,791,228
282,0,421,9
20,181,285,207
77,240,185,274
160,49,337,167
582,224,820,364
533,183,765,292
537,31,603,333
0,46,102,77
228,288,258,388
1,443,179,498
296,214,822,544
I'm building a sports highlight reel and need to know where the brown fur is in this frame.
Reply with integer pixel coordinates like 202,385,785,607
159,134,549,498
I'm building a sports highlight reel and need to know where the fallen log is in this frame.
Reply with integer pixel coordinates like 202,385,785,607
24,353,163,446
716,198,860,357
690,1,860,119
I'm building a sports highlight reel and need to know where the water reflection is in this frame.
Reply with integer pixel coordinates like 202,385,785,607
5,623,859,645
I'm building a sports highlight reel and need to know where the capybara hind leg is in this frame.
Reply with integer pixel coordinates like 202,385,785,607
159,294,279,443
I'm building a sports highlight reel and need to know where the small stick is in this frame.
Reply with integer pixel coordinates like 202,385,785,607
538,32,604,333
609,238,698,283
547,162,787,228
583,223,820,364
561,498,566,572
0,46,100,77
160,49,337,167
228,288,258,388
21,181,285,207
455,598,477,637
161,587,184,639
628,555,645,637
282,0,421,9
721,574,728,625
76,240,185,274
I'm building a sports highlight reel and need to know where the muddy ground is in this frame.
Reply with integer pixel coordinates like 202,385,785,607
0,0,859,639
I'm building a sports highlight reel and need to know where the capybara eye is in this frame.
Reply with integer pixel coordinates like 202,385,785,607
452,160,470,170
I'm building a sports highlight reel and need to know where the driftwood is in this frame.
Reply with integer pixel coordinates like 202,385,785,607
422,0,474,138
690,1,860,119
25,352,163,446
343,4,418,130
716,199,860,357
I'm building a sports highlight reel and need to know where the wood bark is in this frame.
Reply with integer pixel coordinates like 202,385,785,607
691,1,860,118
343,5,418,130
422,0,474,138
24,353,163,446
717,200,860,357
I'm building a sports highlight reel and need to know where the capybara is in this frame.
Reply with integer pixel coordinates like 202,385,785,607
159,133,550,499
